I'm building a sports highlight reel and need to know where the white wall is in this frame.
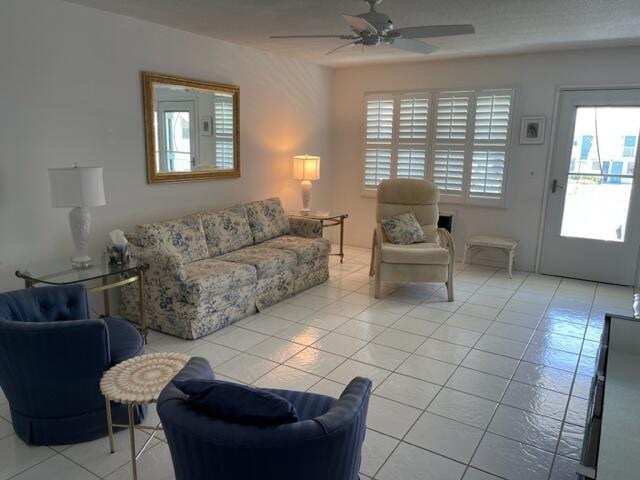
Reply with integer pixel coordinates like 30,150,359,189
0,0,333,291
330,47,640,272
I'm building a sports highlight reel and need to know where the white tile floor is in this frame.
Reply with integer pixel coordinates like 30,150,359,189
0,245,634,480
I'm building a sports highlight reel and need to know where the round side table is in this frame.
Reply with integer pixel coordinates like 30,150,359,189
100,352,190,480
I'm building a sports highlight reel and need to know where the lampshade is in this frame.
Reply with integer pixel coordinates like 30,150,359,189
49,166,106,208
292,155,320,181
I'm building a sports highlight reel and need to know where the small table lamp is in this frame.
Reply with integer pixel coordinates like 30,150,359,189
292,154,320,212
49,165,106,268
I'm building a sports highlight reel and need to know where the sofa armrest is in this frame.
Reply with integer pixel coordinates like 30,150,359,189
130,244,186,283
124,231,142,247
288,216,323,238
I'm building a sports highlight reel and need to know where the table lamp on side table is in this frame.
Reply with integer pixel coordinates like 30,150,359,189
292,154,320,213
49,164,106,269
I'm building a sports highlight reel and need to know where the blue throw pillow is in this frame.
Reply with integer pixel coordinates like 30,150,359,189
174,379,299,426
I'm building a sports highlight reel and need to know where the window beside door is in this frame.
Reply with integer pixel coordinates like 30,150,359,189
362,88,514,207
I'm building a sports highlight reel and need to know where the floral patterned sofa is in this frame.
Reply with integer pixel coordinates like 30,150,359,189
121,198,330,339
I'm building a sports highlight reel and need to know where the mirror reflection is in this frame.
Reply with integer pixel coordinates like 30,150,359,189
143,72,239,183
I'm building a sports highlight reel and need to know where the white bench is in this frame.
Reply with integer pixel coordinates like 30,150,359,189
463,235,518,278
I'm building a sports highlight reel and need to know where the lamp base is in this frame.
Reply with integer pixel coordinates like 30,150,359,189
300,180,312,212
69,206,93,269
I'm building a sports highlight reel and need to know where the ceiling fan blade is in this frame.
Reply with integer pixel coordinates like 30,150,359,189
270,34,355,39
391,38,438,55
394,24,475,39
326,40,360,55
342,14,377,35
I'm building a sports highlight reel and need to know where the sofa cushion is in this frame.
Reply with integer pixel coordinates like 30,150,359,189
200,206,254,257
245,198,290,243
218,246,296,279
103,317,144,366
184,259,257,297
381,242,450,265
174,379,299,426
137,214,209,263
262,236,331,263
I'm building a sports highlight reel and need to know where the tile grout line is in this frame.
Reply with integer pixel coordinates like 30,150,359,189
370,261,507,479
544,282,597,480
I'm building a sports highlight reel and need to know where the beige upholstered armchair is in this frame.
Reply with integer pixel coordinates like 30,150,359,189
369,179,455,300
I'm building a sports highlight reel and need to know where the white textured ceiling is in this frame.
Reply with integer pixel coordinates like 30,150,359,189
64,0,640,67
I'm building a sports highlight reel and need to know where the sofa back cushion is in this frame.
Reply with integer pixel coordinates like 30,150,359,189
245,197,290,243
136,214,209,263
200,206,254,257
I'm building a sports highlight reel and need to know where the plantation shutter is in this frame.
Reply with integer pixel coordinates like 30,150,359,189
214,94,234,169
470,91,513,198
432,92,472,194
362,88,514,204
364,95,394,188
397,94,429,180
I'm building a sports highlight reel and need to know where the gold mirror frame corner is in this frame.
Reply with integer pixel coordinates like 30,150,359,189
141,71,240,184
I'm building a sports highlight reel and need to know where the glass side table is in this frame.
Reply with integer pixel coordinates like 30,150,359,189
15,256,149,340
288,211,348,263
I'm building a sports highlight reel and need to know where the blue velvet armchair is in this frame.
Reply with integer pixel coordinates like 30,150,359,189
158,357,372,480
0,285,145,445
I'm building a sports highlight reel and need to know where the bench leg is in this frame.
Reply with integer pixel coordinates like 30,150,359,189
508,249,514,278
462,244,469,267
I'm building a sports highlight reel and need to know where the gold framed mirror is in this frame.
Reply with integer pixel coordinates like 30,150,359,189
142,72,240,184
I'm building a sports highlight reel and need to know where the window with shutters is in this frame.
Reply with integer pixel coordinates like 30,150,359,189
363,94,394,189
470,92,512,199
363,93,430,190
432,92,470,194
213,93,234,169
362,88,514,206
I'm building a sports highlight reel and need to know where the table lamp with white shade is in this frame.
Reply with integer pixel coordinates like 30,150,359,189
292,154,320,213
49,165,106,268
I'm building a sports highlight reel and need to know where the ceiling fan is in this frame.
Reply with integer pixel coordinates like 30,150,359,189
269,0,475,55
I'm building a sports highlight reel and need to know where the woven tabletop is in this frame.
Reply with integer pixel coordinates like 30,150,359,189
100,352,190,404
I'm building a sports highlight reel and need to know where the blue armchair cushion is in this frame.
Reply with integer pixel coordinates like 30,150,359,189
174,379,299,425
103,317,145,366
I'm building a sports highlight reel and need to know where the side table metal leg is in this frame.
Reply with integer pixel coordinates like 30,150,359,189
105,397,115,454
102,276,110,317
128,403,138,480
339,218,345,264
138,270,147,344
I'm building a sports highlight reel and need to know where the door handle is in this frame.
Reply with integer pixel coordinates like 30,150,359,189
552,179,564,193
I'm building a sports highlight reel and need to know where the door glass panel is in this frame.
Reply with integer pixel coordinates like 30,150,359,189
163,111,192,172
560,107,640,242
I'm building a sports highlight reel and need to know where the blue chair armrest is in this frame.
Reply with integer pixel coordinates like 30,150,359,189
158,357,215,405
314,377,372,435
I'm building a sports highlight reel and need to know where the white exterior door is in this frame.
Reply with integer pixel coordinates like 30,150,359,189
156,100,197,172
540,89,640,286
